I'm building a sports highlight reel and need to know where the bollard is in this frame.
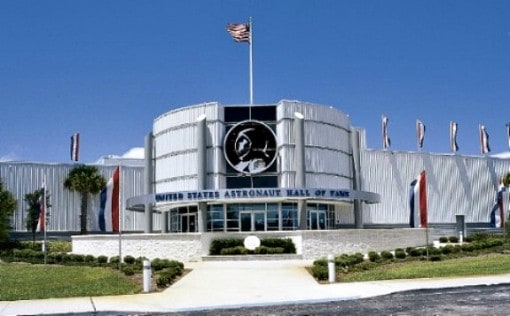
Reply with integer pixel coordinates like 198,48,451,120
143,260,151,293
327,254,335,283
459,231,463,244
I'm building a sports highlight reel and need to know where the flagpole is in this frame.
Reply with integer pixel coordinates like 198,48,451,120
118,165,122,270
43,177,47,265
249,17,253,106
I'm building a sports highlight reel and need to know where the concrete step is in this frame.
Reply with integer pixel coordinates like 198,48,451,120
202,254,303,261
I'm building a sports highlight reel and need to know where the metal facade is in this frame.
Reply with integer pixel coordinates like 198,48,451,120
360,150,510,224
1,162,147,232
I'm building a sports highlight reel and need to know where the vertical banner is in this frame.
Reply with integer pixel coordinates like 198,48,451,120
70,132,80,161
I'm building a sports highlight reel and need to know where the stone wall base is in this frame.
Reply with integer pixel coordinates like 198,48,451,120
72,229,429,262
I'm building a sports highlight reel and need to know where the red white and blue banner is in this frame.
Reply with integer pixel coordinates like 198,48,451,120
479,124,490,154
99,166,120,232
36,182,46,232
450,121,459,153
490,184,507,228
382,115,391,149
409,170,428,228
70,132,80,161
416,120,425,149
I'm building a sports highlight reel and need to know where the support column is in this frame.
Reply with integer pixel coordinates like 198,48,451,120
197,115,207,232
294,112,307,230
144,132,154,233
351,128,364,228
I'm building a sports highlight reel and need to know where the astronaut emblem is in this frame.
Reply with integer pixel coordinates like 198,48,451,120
224,120,277,174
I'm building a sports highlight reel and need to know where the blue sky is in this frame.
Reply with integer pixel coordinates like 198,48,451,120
1,0,510,163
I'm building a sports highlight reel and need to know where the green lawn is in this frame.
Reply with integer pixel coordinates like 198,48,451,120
341,253,510,282
0,263,140,301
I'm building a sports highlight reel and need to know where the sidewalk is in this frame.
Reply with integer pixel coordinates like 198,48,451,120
1,260,510,315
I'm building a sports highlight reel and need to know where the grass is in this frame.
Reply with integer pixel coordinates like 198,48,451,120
340,253,510,282
0,263,140,301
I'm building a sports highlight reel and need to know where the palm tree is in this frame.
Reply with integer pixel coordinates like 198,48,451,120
503,172,510,187
64,165,106,234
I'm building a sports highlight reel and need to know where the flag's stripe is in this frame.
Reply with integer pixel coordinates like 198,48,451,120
227,23,250,43
70,133,80,161
409,179,417,227
99,166,120,232
418,171,428,228
410,171,427,228
36,183,45,232
111,167,120,232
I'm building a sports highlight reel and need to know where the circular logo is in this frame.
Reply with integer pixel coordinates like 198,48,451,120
224,120,277,174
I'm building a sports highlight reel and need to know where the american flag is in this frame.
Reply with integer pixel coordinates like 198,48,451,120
227,23,251,43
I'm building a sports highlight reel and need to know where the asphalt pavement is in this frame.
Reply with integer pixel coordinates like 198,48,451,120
1,259,510,315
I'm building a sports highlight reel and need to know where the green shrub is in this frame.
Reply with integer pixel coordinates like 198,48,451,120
84,255,96,264
313,258,328,266
209,239,244,255
439,236,449,243
441,245,454,255
122,265,135,276
220,246,248,255
405,247,414,255
461,243,475,252
380,251,393,260
124,255,136,264
48,240,72,253
48,252,63,264
97,255,108,264
368,251,380,262
448,236,459,243
395,249,406,259
409,248,423,257
254,246,268,254
429,254,442,261
156,266,184,288
311,264,329,281
266,247,284,254
261,238,296,254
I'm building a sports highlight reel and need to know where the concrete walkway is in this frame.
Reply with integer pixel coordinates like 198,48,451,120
1,260,510,315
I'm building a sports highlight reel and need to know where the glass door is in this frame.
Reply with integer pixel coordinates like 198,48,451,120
309,210,326,230
240,211,266,231
181,214,197,233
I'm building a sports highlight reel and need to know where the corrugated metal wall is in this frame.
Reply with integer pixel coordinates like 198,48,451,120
276,100,353,188
360,150,510,224
0,162,145,232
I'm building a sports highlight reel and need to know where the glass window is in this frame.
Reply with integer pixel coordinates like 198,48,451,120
267,203,279,231
207,204,224,232
226,204,240,231
282,203,298,230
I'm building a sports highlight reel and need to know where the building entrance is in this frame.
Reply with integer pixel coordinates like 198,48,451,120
240,211,266,231
180,214,196,233
309,210,326,230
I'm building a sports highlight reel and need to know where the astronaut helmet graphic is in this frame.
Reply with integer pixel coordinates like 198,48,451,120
224,120,277,174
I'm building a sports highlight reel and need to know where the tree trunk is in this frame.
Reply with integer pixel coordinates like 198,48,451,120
80,193,88,234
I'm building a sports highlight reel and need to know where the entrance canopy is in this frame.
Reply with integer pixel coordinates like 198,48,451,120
126,187,380,212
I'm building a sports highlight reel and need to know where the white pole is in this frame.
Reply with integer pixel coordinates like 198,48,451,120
43,177,47,265
118,165,122,269
249,17,253,106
